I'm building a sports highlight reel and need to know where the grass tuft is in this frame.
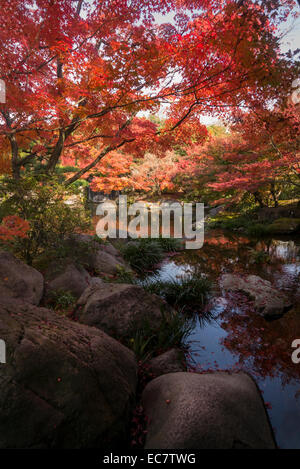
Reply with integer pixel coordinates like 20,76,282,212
119,237,182,274
47,289,76,311
144,272,212,314
124,308,194,362
120,239,164,273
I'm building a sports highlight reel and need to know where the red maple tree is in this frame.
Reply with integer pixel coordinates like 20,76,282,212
205,102,300,207
0,0,297,183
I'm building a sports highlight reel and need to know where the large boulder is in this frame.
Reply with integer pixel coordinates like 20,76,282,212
90,249,128,275
268,218,300,234
147,349,187,378
75,283,171,338
68,234,130,275
220,274,292,318
0,297,137,448
44,262,92,300
142,372,276,449
0,250,43,305
72,278,104,307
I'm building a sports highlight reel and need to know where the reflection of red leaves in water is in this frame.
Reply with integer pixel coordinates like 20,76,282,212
206,233,250,248
219,293,300,384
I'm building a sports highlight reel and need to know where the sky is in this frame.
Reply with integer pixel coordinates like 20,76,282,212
279,11,300,54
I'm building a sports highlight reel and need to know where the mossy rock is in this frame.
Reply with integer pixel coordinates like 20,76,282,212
268,218,300,234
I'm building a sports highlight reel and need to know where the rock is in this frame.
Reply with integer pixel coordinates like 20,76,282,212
75,283,171,338
101,243,120,258
147,349,187,377
220,274,292,318
0,250,43,305
68,233,97,245
207,204,225,218
268,218,300,234
91,249,128,275
88,188,120,203
0,297,137,448
90,276,104,287
142,372,276,449
75,278,104,307
44,262,92,300
68,234,130,275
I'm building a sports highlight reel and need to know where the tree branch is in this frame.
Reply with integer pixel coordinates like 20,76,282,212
65,139,133,185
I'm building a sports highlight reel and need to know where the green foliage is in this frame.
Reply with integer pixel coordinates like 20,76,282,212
208,211,270,236
0,176,91,264
248,248,271,265
207,124,228,137
119,237,182,273
157,236,182,252
47,289,76,311
55,165,80,174
124,309,193,362
278,185,300,202
246,223,271,237
208,213,247,230
144,273,212,314
120,238,164,273
70,179,90,189
112,265,137,284
237,193,260,214
43,239,95,270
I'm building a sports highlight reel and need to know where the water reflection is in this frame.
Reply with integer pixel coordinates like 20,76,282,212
151,232,300,448
265,240,299,262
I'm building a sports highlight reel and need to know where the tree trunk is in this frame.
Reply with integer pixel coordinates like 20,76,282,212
270,182,279,208
46,129,65,172
253,191,265,208
10,134,20,180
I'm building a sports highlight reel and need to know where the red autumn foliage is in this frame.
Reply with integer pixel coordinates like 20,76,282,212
0,0,297,183
0,216,30,241
205,104,300,206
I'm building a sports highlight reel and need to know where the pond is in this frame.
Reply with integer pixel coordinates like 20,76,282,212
145,230,300,449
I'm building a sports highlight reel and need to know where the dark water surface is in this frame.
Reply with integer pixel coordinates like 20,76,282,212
148,230,300,449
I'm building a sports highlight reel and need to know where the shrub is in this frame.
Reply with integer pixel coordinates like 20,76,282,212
112,265,137,284
245,223,270,237
0,176,91,264
47,289,76,311
144,273,212,313
120,238,163,273
208,213,247,231
208,211,270,237
157,236,182,252
37,237,100,273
